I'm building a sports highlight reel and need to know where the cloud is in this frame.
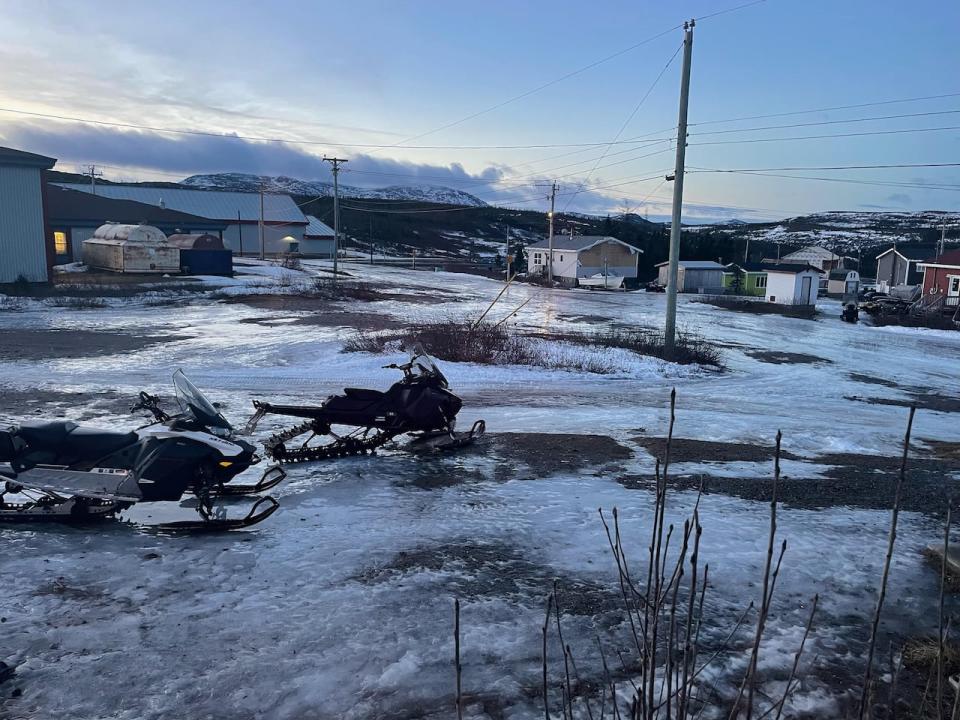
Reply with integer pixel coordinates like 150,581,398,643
0,119,765,220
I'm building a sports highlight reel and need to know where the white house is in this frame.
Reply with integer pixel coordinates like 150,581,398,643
762,245,852,273
826,269,860,298
655,260,726,293
55,183,308,256
0,146,57,283
764,265,821,306
527,235,641,286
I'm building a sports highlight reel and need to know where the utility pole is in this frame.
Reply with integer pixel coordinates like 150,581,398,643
84,164,103,195
258,185,265,261
743,236,750,263
663,19,695,358
504,223,511,281
237,209,243,256
369,217,374,265
324,156,348,283
940,219,947,258
547,181,557,282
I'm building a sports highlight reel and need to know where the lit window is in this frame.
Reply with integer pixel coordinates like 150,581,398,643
53,231,68,255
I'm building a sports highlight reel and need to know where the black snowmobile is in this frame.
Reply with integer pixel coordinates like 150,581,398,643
244,346,485,463
0,370,284,529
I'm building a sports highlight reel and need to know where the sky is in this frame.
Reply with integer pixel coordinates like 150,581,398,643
0,0,958,222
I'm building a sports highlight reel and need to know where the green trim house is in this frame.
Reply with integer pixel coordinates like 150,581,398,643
722,262,769,297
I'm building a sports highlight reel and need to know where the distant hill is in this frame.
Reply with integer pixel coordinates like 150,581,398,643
182,173,488,207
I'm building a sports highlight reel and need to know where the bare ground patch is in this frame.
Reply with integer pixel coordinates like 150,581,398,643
632,436,803,463
845,391,960,414
744,349,832,365
0,387,132,420
848,372,900,388
458,432,634,479
0,329,190,362
238,310,405,331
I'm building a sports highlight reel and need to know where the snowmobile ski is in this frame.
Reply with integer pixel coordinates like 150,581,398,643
211,464,286,496
149,496,279,532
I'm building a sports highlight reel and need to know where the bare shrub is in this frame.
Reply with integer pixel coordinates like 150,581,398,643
309,277,382,301
279,254,302,270
695,295,817,319
540,327,723,368
48,296,107,309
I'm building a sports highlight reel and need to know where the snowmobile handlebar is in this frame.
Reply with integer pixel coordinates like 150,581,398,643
130,392,170,422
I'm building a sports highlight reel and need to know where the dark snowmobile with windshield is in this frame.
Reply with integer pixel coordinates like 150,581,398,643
0,370,284,529
244,347,485,464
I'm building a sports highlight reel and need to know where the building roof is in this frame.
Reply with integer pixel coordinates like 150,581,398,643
779,246,849,262
725,261,821,274
654,260,726,270
304,215,335,237
918,249,960,268
828,268,857,280
0,146,56,169
875,245,937,262
526,235,641,253
55,183,306,224
46,185,226,229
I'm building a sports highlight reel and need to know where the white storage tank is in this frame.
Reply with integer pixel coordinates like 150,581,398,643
82,223,180,273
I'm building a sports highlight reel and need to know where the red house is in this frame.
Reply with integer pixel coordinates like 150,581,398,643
917,249,960,311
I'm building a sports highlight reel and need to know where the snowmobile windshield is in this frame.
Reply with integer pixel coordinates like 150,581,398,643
172,370,233,433
409,346,448,387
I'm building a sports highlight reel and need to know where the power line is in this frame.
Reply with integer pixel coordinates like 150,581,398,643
562,42,683,211
690,124,960,146
692,162,960,172
688,168,960,193
689,91,960,127
689,108,960,136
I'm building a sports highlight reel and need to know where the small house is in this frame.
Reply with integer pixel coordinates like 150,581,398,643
722,262,769,297
874,245,936,293
917,250,960,312
527,235,641,286
655,260,726,293
764,265,821,306
827,269,860,299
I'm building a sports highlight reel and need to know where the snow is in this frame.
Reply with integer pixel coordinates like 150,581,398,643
0,262,957,718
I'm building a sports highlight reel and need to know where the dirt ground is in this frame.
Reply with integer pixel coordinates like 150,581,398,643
0,329,189,362
0,387,133,420
238,310,406,331
744,349,832,365
633,436,803,463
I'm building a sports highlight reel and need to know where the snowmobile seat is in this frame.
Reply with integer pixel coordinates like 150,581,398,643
61,427,138,461
18,421,79,450
343,388,386,401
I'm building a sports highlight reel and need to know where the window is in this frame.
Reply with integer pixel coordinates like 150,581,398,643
53,231,68,255
534,253,542,264
755,275,767,289
952,277,960,293
560,255,564,262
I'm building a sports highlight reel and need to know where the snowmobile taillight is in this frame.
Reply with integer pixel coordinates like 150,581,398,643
218,461,233,468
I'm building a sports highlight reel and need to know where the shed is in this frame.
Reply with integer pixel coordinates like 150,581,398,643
874,245,935,292
0,146,57,283
655,260,726,293
722,262,769,297
168,233,232,276
82,223,180,273
917,250,960,313
764,264,821,306
827,269,860,298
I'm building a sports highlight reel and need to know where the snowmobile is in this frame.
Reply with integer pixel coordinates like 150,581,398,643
243,346,485,464
0,370,285,529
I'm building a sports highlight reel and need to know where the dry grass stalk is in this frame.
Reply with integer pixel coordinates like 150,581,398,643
939,503,954,716
859,406,917,720
455,598,463,720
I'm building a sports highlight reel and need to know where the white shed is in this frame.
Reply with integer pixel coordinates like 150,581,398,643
827,269,860,298
764,265,821,306
83,223,180,273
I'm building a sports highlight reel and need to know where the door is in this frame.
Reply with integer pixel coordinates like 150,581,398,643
801,275,813,305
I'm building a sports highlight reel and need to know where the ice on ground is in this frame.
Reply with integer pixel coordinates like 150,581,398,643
0,262,957,718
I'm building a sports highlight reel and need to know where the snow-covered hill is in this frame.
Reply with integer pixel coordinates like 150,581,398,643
693,210,959,251
181,173,488,207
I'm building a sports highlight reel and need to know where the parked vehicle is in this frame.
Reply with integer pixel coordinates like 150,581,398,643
0,371,284,529
245,346,485,463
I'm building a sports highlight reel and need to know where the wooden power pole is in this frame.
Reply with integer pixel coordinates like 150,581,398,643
324,156,348,283
664,19,695,358
547,181,557,282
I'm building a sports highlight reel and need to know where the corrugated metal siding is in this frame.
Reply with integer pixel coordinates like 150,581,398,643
54,183,306,223
222,224,304,255
0,166,48,282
